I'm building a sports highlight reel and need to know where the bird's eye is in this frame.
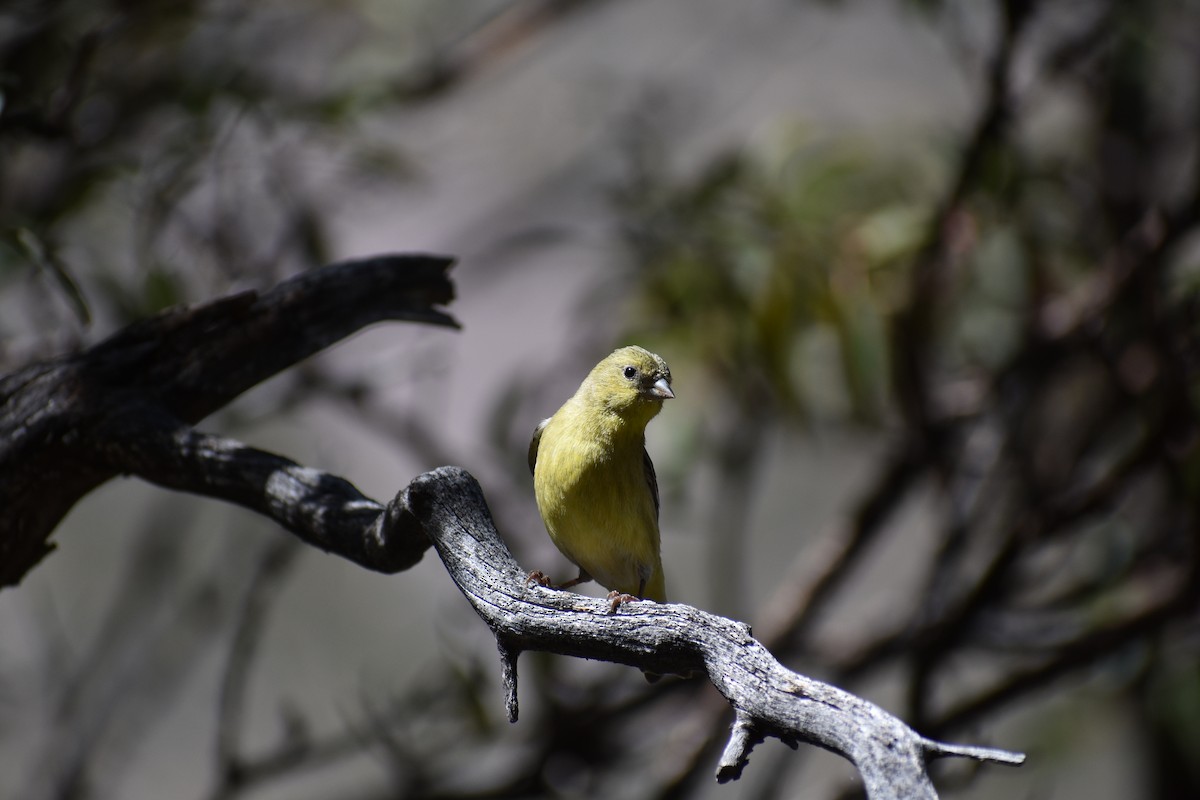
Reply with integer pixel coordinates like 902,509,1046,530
622,366,637,380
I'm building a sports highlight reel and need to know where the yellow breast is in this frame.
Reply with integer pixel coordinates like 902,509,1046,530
533,404,666,601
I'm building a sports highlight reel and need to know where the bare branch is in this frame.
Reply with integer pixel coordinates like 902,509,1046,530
0,253,455,587
0,251,1025,796
81,445,1023,796
105,411,431,574
403,466,1025,798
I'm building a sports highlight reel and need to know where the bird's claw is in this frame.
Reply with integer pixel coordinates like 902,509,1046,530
526,570,553,588
607,591,638,614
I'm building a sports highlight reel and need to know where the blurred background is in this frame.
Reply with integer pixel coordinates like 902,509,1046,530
2,0,1199,798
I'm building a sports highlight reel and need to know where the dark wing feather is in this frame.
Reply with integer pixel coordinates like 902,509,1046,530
643,448,660,521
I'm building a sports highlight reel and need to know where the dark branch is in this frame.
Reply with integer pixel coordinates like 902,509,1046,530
106,410,430,573
0,253,454,587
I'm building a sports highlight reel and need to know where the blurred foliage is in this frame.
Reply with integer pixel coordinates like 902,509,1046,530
608,131,945,613
0,0,418,357
606,0,1200,794
4,0,1200,798
615,136,936,426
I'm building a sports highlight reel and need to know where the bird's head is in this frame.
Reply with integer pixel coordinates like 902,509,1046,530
583,345,674,422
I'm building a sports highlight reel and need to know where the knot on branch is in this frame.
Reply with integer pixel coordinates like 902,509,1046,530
367,486,430,572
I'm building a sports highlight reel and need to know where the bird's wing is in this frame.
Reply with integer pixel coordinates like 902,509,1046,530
643,448,660,521
528,418,549,475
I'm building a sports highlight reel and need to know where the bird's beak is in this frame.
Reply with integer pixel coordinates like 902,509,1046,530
650,377,674,399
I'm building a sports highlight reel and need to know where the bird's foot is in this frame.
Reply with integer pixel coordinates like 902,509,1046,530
526,570,554,588
607,591,639,614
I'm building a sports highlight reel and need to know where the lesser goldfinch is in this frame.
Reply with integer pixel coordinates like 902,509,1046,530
528,345,673,607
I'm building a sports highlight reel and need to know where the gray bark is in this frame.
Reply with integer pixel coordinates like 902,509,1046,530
404,466,1024,797
0,257,1024,794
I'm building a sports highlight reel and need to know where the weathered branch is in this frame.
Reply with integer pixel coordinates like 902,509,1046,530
0,270,1024,794
106,410,430,573
403,465,1025,798
0,253,454,587
0,250,1025,795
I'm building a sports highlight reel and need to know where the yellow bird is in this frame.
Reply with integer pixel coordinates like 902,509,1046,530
528,345,674,606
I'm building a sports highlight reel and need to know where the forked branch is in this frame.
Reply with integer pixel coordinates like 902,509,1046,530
403,466,1024,798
